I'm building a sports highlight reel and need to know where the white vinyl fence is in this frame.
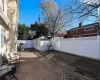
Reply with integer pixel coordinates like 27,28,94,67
33,39,50,51
20,36,100,60
18,40,34,48
33,36,100,60
52,36,100,60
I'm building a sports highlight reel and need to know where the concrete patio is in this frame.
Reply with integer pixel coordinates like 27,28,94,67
15,50,100,80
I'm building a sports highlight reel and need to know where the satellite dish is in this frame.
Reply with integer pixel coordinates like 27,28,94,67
80,0,100,7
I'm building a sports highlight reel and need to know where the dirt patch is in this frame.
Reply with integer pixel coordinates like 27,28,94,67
74,67,99,80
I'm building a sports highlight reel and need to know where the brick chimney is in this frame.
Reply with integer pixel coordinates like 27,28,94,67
79,22,82,27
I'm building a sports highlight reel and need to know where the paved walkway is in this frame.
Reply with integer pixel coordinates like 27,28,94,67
15,51,100,80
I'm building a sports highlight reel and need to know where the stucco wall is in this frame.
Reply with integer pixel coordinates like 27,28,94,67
0,0,18,53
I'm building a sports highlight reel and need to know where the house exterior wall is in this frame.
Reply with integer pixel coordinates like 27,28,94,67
67,23,99,38
0,0,19,53
7,0,19,52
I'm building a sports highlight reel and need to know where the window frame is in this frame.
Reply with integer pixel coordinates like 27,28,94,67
0,27,6,48
2,0,4,11
84,26,94,31
0,0,4,11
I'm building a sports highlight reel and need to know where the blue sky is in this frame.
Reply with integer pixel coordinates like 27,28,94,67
20,0,70,26
20,0,41,26
20,0,97,29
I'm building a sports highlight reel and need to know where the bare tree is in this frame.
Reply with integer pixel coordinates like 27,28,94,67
64,0,99,23
40,0,99,38
40,0,67,38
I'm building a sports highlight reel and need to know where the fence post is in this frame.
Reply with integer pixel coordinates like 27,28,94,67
98,35,100,59
97,35,100,60
73,37,75,54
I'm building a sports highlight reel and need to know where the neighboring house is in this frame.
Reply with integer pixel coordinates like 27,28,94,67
65,22,99,38
55,33,66,37
0,0,19,53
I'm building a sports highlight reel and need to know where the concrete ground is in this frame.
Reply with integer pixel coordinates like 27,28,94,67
15,50,100,80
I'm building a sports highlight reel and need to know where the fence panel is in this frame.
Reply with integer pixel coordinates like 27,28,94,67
52,36,100,60
18,40,34,48
33,39,50,51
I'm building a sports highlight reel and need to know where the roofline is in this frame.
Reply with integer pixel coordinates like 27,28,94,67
68,22,99,31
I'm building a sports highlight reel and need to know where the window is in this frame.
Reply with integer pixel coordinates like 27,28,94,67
84,27,94,31
70,30,74,34
0,0,4,11
0,0,2,10
0,26,6,48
